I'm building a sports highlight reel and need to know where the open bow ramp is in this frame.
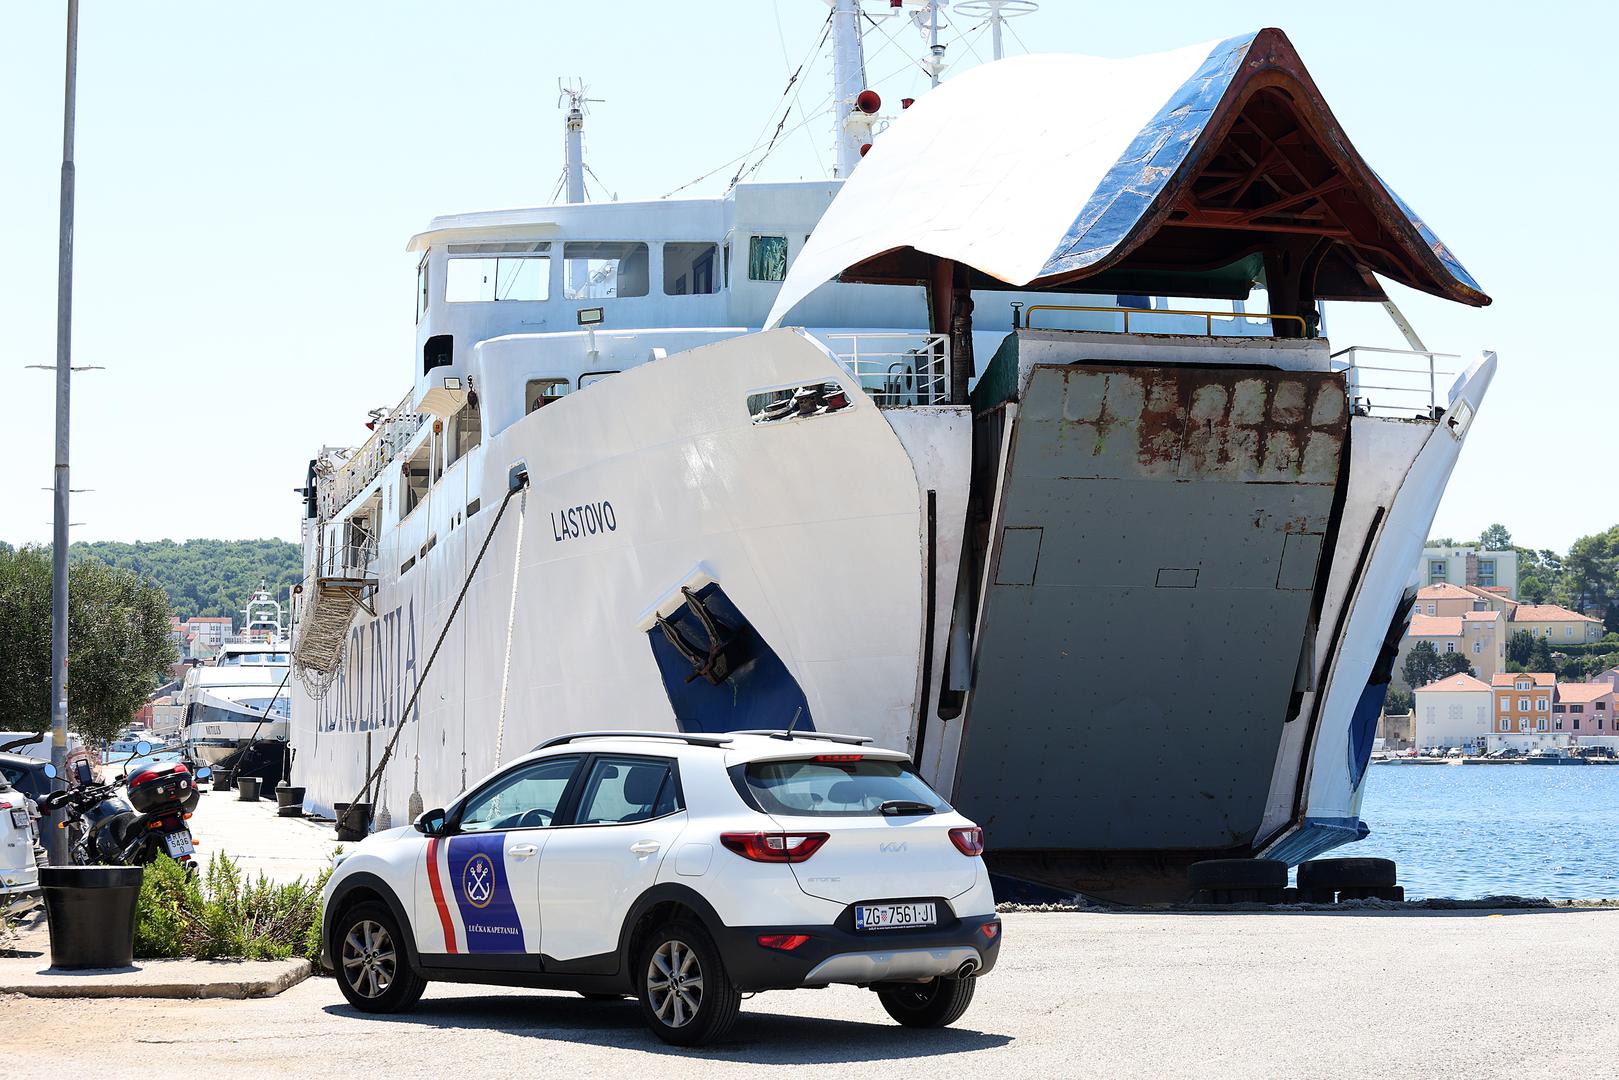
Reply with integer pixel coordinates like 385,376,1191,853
765,28,1492,899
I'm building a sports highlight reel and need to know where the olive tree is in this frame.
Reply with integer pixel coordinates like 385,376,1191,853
0,546,177,747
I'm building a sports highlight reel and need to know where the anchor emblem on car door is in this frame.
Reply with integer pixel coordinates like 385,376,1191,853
462,853,495,908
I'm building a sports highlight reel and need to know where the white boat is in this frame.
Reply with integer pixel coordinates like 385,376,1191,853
180,590,293,766
288,11,1496,900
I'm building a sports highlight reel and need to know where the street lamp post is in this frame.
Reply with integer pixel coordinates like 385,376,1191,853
46,0,80,865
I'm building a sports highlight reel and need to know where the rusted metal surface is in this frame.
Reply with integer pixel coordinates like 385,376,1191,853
1023,364,1346,486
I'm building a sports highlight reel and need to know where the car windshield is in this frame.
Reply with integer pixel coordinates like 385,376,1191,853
742,757,949,817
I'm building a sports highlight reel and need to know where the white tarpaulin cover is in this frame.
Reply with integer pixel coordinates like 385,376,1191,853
766,30,1483,328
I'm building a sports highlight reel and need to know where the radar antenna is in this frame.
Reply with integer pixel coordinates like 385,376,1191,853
555,78,604,205
954,0,1038,61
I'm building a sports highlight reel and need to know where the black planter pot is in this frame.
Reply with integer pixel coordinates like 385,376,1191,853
40,865,144,970
333,801,371,842
276,784,306,818
236,777,262,802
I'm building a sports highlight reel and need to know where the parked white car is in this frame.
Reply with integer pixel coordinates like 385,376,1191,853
1,767,44,915
321,730,1001,1045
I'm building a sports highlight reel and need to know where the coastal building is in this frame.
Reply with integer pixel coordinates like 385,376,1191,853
1392,608,1504,690
1418,545,1518,598
1413,673,1492,750
1483,674,1619,751
1416,582,1516,618
1553,682,1614,738
182,616,232,658
1492,672,1555,738
1508,604,1605,644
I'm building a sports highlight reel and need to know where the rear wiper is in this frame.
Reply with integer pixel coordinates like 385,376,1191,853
877,799,936,816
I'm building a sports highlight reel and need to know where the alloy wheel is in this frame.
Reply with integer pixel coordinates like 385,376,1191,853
341,919,397,999
646,938,704,1027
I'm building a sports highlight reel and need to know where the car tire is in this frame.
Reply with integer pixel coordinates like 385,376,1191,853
635,919,740,1047
332,901,426,1014
878,975,977,1028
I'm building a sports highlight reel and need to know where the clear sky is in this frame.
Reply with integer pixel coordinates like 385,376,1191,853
2,1,1614,553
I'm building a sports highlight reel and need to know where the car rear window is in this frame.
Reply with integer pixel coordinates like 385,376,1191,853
741,758,949,817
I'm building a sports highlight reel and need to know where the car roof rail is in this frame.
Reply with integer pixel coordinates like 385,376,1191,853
532,730,735,751
729,729,875,745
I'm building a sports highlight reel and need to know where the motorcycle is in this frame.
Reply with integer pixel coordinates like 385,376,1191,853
39,741,212,871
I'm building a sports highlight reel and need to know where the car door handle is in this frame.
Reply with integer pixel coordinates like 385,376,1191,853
507,843,539,859
630,840,661,856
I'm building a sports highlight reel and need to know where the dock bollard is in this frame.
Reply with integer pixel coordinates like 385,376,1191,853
276,783,306,817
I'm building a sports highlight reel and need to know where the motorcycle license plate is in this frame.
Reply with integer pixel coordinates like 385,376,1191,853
164,832,194,858
855,902,937,931
9,808,26,828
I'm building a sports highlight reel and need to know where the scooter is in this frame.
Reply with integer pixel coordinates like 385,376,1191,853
38,741,212,870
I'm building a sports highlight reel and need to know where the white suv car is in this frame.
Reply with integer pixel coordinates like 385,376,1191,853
1,770,42,916
322,730,1001,1045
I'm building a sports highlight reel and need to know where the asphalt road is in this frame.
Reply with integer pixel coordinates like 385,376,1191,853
5,906,1616,1079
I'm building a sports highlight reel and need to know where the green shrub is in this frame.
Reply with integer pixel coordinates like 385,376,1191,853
135,852,329,962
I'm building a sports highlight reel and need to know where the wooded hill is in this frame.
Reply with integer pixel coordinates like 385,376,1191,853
69,539,301,628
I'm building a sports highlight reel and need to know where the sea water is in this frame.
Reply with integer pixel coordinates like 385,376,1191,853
1350,764,1619,900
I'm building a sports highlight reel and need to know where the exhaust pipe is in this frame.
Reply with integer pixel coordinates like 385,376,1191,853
956,958,980,978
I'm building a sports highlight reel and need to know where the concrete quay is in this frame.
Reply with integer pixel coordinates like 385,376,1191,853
5,788,1618,1077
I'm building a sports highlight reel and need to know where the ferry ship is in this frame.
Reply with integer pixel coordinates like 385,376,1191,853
288,6,1494,899
181,589,292,766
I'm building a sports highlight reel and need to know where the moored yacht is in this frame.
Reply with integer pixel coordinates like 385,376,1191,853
181,590,292,766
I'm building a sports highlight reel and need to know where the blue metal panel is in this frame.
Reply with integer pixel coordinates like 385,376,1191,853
646,583,814,734
1261,814,1371,867
1039,33,1257,278
1037,30,1483,299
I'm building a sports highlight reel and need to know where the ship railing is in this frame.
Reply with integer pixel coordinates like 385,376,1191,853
1331,346,1459,418
1021,304,1310,337
317,390,423,519
323,521,378,581
822,332,950,407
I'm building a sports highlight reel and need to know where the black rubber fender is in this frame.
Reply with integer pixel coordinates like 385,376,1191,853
1296,857,1396,890
1187,858,1288,890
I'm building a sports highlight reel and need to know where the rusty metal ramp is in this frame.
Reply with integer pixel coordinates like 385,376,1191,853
953,363,1347,872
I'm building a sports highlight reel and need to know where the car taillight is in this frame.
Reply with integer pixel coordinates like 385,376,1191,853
721,831,829,863
813,754,862,762
978,921,1000,941
949,826,985,857
756,934,810,951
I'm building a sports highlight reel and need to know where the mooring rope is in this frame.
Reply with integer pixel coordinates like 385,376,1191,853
335,472,528,837
491,487,528,768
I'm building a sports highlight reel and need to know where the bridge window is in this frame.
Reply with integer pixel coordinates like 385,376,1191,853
664,243,719,295
416,254,429,323
748,235,788,281
446,248,550,303
525,378,570,414
564,242,648,299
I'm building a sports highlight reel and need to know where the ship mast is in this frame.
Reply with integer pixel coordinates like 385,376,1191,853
557,79,603,205
829,0,868,178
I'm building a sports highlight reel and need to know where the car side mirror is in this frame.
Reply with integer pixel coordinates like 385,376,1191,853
414,808,447,836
